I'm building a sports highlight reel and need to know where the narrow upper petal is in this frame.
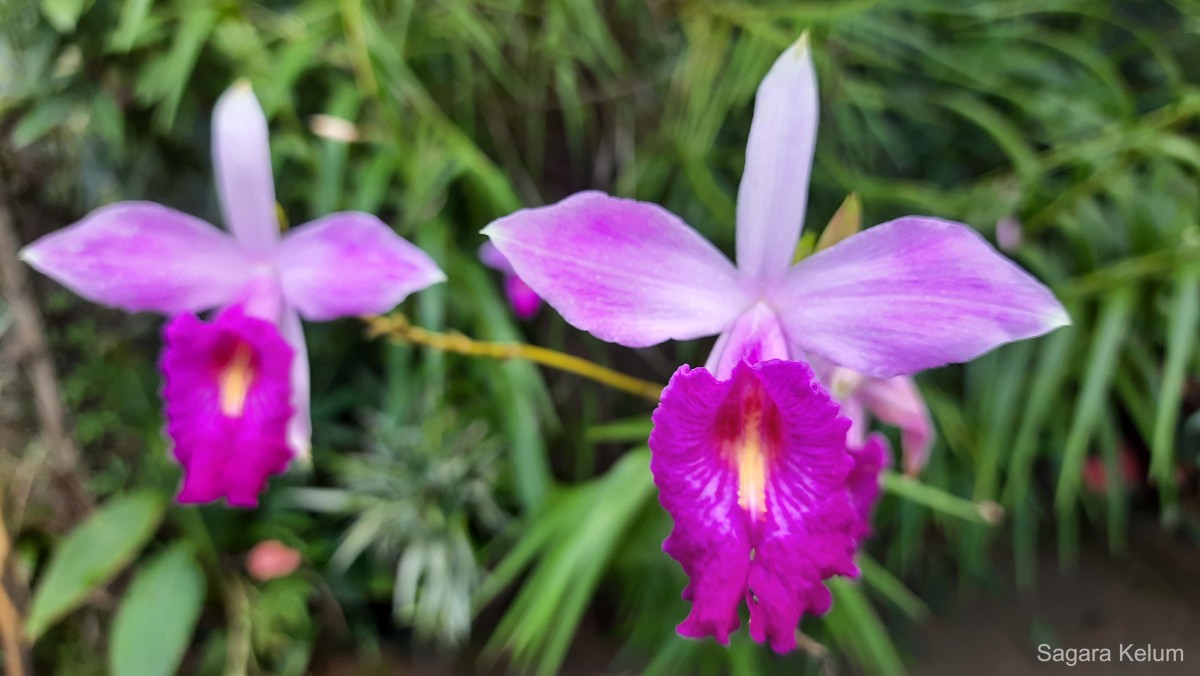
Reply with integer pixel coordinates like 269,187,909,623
213,84,280,254
770,217,1070,377
483,191,751,347
649,359,857,652
856,375,934,475
20,202,252,315
275,212,445,321
280,307,311,459
736,35,819,284
161,306,293,507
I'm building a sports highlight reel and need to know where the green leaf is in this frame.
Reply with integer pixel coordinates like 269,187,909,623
858,553,930,622
11,98,72,149
483,450,655,675
41,0,93,33
1150,268,1200,488
584,416,653,444
110,544,207,676
881,472,1002,525
26,492,166,640
825,578,906,676
1055,289,1134,514
109,0,158,52
816,193,862,251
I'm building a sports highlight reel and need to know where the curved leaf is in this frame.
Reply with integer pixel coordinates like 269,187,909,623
110,544,207,676
26,492,166,640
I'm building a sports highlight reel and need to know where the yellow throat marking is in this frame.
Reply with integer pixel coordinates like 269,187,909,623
218,343,255,417
735,399,768,520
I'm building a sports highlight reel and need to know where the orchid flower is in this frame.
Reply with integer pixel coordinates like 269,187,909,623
479,241,542,319
21,84,444,506
483,35,1067,652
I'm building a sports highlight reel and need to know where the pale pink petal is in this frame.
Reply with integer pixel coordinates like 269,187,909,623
841,396,869,450
20,202,252,314
237,271,286,324
703,304,790,380
276,212,445,321
478,241,515,275
770,217,1070,377
855,375,934,474
650,359,856,652
213,84,280,254
280,307,311,459
483,191,751,347
995,216,1023,252
736,35,819,283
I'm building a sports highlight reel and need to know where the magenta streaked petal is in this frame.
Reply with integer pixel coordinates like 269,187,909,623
276,212,445,321
481,241,543,319
846,433,889,545
478,241,515,275
736,35,819,283
20,202,252,314
482,191,751,347
280,307,311,459
649,359,856,652
505,275,543,320
856,375,934,475
213,84,280,254
704,304,790,381
771,217,1070,378
161,306,293,507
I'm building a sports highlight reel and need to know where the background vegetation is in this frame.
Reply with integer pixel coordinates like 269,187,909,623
1,0,1198,674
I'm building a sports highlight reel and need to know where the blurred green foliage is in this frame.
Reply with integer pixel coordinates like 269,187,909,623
2,0,1200,674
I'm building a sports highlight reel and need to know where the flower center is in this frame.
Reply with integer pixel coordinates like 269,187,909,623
722,384,773,521
218,342,256,417
829,366,866,399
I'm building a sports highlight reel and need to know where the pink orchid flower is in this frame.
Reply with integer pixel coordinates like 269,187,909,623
483,35,1068,652
21,84,444,506
479,241,542,319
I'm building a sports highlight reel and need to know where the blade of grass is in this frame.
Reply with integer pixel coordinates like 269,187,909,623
1150,268,1199,496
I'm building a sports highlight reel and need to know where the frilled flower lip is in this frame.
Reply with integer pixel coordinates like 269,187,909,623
649,358,858,653
162,306,293,508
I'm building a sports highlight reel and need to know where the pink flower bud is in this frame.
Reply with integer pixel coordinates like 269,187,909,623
246,540,302,581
